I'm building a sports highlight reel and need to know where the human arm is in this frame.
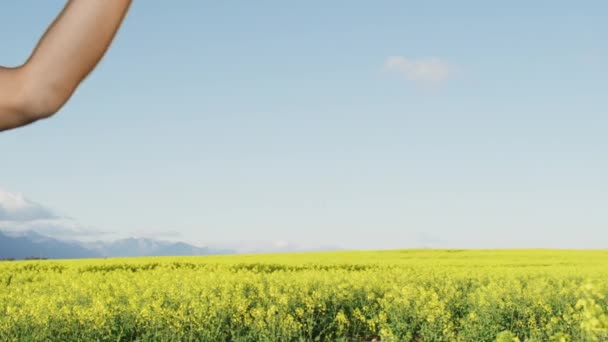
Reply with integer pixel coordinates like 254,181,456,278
0,0,132,132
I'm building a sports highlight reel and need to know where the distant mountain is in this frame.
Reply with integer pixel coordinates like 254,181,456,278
0,230,99,259
0,231,234,260
83,238,233,257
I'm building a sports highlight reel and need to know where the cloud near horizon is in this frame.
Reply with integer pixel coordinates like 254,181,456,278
0,190,58,222
130,229,184,240
384,56,453,86
0,189,110,241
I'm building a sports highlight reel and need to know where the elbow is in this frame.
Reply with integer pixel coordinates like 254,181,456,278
16,67,73,122
27,93,67,121
22,85,71,122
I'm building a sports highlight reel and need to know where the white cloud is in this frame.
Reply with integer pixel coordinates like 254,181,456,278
0,219,109,240
0,189,58,221
384,56,453,86
0,188,109,241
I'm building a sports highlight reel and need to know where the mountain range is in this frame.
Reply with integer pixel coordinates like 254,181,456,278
0,230,233,260
0,189,341,259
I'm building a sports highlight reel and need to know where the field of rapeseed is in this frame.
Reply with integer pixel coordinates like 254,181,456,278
1,250,607,341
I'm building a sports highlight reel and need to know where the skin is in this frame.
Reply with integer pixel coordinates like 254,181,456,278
0,0,132,132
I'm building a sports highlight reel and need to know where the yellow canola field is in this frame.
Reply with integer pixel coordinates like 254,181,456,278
1,249,607,341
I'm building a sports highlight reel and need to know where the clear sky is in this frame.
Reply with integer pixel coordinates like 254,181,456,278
1,0,607,249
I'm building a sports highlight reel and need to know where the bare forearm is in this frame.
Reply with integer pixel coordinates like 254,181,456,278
0,0,131,131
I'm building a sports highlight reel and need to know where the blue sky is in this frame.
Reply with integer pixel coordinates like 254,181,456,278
1,0,607,249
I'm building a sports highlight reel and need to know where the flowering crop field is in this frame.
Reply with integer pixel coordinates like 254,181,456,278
1,250,607,341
